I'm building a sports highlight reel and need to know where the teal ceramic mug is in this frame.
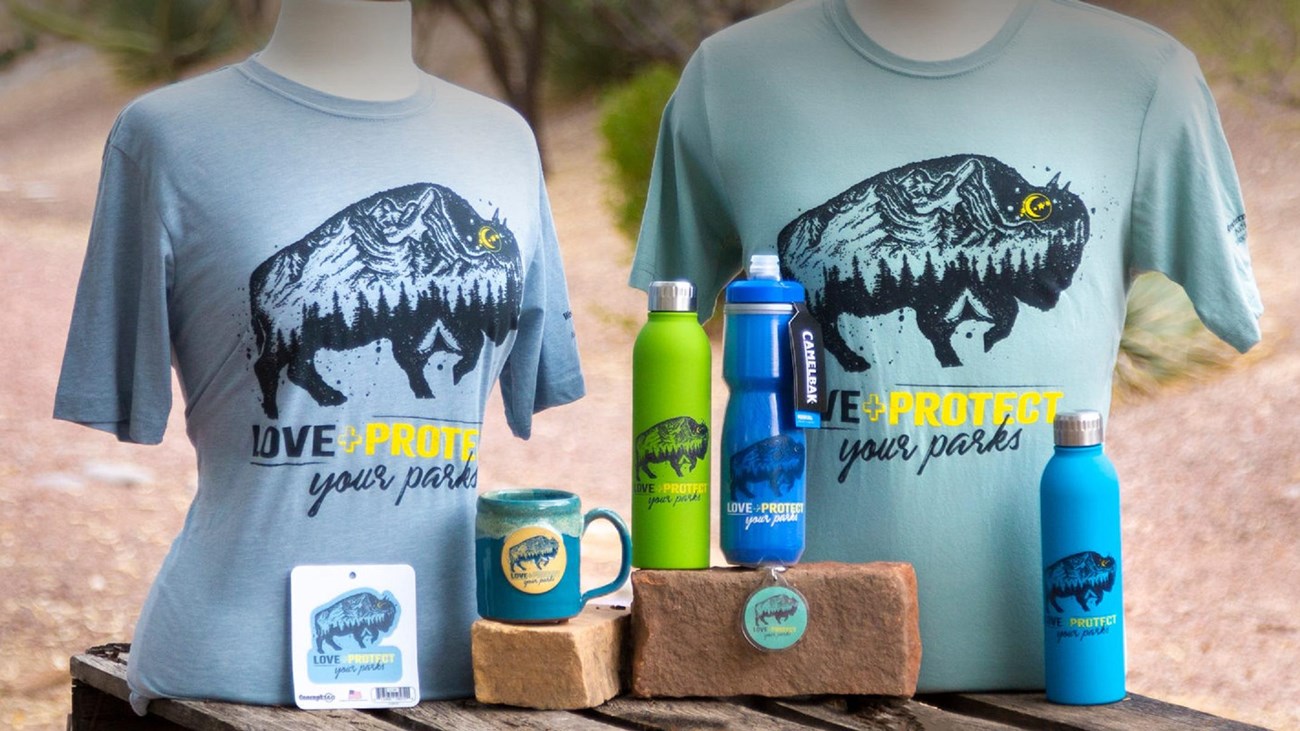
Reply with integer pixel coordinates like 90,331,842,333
475,488,632,623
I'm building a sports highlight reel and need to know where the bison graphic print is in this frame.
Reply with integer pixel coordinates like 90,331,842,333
250,183,523,418
1043,550,1118,613
778,155,1090,370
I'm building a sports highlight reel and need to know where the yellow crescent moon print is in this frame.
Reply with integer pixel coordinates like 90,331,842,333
1020,192,1053,221
478,225,502,251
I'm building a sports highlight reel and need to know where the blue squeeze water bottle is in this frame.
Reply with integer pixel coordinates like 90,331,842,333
720,254,816,567
1041,410,1126,705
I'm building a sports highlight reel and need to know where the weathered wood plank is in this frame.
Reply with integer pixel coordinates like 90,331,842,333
768,697,1026,730
71,653,409,731
71,679,187,731
927,692,1271,731
590,697,822,730
147,700,410,731
71,647,1272,731
383,700,623,730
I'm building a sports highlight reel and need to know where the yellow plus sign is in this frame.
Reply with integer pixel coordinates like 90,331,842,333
861,393,887,422
337,426,363,454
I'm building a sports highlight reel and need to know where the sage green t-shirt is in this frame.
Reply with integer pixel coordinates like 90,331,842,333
631,0,1260,690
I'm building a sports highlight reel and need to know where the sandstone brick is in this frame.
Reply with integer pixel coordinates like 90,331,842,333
630,562,920,698
472,604,629,709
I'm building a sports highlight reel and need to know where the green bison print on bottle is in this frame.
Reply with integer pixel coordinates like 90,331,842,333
634,415,710,480
778,155,1090,370
250,183,523,419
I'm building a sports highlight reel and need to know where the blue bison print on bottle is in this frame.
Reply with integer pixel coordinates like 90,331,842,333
1043,551,1117,613
728,434,806,501
250,183,523,419
312,590,400,653
634,416,710,479
508,533,560,573
778,154,1090,370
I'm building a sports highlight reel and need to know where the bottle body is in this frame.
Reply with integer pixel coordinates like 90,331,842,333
720,300,806,567
632,310,711,568
1041,443,1125,704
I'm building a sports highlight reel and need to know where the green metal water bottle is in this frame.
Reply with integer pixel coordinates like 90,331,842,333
632,280,711,568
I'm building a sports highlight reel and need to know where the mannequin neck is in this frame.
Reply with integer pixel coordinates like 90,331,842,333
258,0,421,101
846,0,1023,62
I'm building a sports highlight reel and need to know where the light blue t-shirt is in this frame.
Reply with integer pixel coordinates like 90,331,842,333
55,56,584,707
631,0,1261,691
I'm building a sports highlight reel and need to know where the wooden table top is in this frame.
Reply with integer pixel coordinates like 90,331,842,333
69,645,1267,731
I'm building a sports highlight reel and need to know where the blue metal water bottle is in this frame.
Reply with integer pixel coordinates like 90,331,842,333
720,254,810,567
1041,410,1126,705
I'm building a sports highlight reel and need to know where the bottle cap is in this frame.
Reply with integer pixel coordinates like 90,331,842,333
748,254,782,280
725,254,804,304
647,280,697,312
1053,410,1104,446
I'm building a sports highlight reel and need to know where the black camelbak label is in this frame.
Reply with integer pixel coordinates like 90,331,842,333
788,303,827,427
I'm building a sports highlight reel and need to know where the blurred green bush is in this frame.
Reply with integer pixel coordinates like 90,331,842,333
5,0,259,83
1114,272,1240,399
0,4,37,70
598,64,680,242
1172,0,1300,108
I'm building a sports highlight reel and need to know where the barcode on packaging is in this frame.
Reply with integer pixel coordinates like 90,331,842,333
374,686,413,701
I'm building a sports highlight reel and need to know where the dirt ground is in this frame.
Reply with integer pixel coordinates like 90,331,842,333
0,30,1297,731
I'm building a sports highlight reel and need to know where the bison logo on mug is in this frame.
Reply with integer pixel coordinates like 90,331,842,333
501,526,567,595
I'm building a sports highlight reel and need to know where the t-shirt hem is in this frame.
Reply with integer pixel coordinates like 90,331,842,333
534,371,586,412
53,401,166,445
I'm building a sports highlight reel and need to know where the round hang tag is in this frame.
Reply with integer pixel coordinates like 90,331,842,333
740,583,809,651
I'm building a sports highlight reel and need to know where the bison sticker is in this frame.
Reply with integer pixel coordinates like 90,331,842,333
634,415,710,479
1044,551,1117,613
778,154,1090,369
312,590,399,653
250,183,523,419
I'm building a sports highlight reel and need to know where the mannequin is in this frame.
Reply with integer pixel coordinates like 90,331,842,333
846,0,1024,61
258,0,422,100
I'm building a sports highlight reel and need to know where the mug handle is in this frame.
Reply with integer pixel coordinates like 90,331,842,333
579,507,632,607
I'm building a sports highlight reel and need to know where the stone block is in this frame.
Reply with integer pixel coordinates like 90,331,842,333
630,562,920,698
472,604,629,709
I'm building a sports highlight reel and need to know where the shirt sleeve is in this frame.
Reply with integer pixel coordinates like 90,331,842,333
499,174,586,439
628,45,743,321
53,123,175,444
1129,45,1263,353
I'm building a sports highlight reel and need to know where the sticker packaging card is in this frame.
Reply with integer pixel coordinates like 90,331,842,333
290,564,419,709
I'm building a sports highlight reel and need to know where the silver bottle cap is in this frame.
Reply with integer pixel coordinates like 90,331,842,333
647,280,697,312
1053,410,1104,446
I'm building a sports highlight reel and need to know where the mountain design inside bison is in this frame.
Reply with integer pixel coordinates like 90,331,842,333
778,155,1090,369
1044,551,1117,613
250,183,522,419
